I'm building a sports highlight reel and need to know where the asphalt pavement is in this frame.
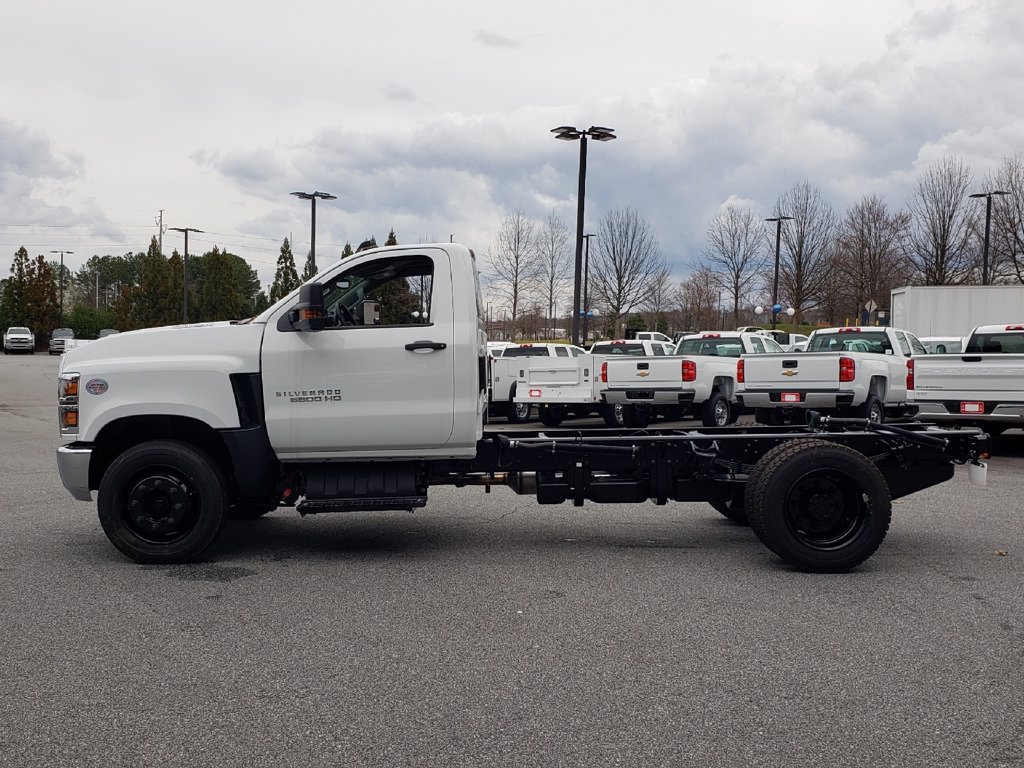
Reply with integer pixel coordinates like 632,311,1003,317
2,351,1023,768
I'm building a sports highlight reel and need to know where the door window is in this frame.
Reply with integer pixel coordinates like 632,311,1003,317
321,255,433,328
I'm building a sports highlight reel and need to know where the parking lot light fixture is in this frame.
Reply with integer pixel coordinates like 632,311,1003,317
969,191,1008,285
764,216,793,329
551,125,617,346
291,191,337,275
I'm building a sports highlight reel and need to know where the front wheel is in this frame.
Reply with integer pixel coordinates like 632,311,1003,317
744,439,891,572
98,440,229,564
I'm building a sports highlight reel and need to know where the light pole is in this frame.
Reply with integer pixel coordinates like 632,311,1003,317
764,216,793,329
582,233,596,344
291,191,336,276
49,250,73,327
168,227,203,323
552,125,617,346
969,190,1008,285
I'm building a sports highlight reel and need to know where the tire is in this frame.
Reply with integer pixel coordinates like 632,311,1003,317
98,440,229,564
710,498,748,525
662,405,687,422
754,407,779,426
701,392,731,427
855,396,884,423
622,404,651,428
601,403,624,427
538,406,565,428
744,439,891,572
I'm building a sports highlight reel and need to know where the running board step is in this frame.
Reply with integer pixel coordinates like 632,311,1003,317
296,497,428,515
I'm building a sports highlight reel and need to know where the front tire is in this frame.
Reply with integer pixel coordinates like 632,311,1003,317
744,439,891,572
538,406,565,428
98,440,229,564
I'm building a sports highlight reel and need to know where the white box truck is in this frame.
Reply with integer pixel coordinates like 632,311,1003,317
889,285,1024,337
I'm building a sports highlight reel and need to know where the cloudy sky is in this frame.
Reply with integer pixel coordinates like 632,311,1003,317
2,0,1021,295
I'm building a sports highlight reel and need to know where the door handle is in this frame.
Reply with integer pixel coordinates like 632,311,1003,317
405,340,447,352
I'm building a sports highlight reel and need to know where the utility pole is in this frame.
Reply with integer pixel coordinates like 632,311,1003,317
168,227,203,323
156,209,165,255
49,250,74,328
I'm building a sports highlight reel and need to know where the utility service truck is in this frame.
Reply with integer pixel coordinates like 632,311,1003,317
487,342,585,423
737,326,927,424
55,243,988,573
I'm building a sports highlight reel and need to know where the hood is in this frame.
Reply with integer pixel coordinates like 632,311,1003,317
61,321,265,374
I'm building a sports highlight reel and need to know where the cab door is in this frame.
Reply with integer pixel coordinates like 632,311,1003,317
261,248,455,457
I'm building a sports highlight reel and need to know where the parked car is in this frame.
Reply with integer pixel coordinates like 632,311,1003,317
97,328,120,339
49,328,75,355
3,326,35,354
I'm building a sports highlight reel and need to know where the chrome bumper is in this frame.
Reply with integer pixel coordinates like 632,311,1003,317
56,444,93,501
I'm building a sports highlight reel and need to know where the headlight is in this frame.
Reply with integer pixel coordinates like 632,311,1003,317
58,373,80,435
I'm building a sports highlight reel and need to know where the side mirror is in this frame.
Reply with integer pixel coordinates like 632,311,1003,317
289,282,326,331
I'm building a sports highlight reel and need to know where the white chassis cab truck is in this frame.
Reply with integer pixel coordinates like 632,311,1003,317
601,332,785,428
55,243,988,572
738,326,925,425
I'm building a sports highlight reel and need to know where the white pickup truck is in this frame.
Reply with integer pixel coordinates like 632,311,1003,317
3,326,35,354
53,242,989,573
488,342,585,423
601,332,785,427
910,324,1024,436
514,339,676,427
737,326,926,424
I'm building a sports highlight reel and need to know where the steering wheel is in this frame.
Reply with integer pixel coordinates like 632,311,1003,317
337,304,355,326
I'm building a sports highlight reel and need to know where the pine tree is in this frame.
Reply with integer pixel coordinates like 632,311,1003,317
24,255,60,332
385,229,398,246
340,242,354,260
1,247,31,325
133,237,175,329
270,238,300,301
301,249,317,281
196,247,246,321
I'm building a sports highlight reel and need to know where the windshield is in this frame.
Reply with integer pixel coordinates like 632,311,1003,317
9,327,30,334
502,346,554,357
807,331,892,354
53,328,74,338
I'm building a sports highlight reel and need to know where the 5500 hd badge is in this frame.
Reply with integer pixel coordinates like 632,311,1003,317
275,389,342,403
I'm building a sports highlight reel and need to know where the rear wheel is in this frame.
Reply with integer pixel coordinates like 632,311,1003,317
744,439,891,572
855,396,884,423
601,404,624,427
622,404,652,428
701,392,731,427
539,406,565,428
98,440,229,564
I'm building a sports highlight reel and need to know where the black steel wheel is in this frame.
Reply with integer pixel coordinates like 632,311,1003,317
701,392,731,427
744,439,891,572
538,406,565,428
98,440,229,564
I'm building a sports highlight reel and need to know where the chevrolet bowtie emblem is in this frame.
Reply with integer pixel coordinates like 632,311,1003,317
781,370,798,376
636,370,650,377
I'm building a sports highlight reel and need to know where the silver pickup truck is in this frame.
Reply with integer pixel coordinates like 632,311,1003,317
911,324,1024,436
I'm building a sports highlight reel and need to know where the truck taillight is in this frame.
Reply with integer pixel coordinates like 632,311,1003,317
600,361,608,383
839,356,855,382
682,360,696,381
906,359,914,391
737,359,745,383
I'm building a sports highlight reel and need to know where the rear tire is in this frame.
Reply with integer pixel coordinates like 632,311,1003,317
744,439,891,572
539,406,565,428
701,392,731,427
98,440,229,564
601,404,624,427
855,396,884,423
622,404,652,428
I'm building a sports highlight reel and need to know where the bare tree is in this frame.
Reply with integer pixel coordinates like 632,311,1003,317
535,209,572,339
675,267,721,332
589,208,667,338
984,154,1024,284
904,156,977,285
701,204,766,327
641,264,674,333
774,181,838,326
485,209,539,337
834,195,912,322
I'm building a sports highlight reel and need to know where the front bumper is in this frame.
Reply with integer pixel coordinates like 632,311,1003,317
56,444,93,501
